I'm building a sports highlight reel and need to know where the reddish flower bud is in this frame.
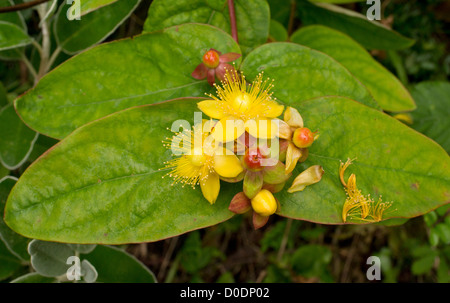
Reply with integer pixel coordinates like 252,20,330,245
202,49,220,69
292,127,315,148
228,192,251,214
243,147,264,171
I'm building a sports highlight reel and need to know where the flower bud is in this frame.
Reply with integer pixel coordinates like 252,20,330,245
202,49,220,69
287,165,324,193
253,211,269,230
228,192,251,214
262,182,285,194
243,147,264,171
292,127,315,148
251,189,278,216
263,161,291,184
244,171,264,199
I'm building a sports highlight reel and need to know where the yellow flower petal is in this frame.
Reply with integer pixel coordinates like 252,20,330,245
212,117,245,142
284,106,304,128
200,172,220,204
246,118,278,139
287,165,324,193
285,142,302,174
198,100,227,120
264,101,285,118
278,119,292,140
213,150,243,178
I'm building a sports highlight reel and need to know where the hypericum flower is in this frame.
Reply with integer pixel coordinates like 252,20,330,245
279,107,318,174
162,122,243,204
339,158,393,223
197,69,284,142
192,49,241,86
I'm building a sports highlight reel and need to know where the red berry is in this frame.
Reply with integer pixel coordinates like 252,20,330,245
202,50,220,69
244,147,264,171
292,127,315,148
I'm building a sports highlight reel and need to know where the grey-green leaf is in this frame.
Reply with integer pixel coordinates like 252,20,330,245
15,23,241,139
28,240,75,277
0,104,38,170
10,272,57,283
290,25,416,112
0,21,32,51
54,0,141,54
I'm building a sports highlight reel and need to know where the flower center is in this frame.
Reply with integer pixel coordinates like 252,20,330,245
189,147,207,167
232,92,251,112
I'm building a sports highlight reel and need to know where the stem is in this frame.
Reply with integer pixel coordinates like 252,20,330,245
46,46,62,72
36,4,51,83
287,0,297,36
227,0,238,43
20,53,37,80
277,218,293,263
0,0,51,13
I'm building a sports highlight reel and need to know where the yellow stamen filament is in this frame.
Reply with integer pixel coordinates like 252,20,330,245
339,158,393,223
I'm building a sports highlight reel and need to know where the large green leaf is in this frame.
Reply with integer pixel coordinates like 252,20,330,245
0,104,38,170
81,245,156,283
5,99,235,244
15,23,241,139
290,25,416,112
144,0,269,55
410,81,450,154
0,21,31,51
296,1,414,50
276,96,450,224
0,177,29,261
240,42,379,109
54,0,141,54
79,0,120,16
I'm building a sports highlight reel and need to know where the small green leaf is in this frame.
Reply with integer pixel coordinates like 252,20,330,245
291,244,332,278
0,176,29,261
79,0,120,16
276,96,450,224
435,223,450,245
28,240,75,277
296,1,414,50
269,19,288,42
240,42,379,109
10,272,57,283
54,0,141,54
80,259,98,283
412,255,436,275
0,0,27,60
5,99,235,244
0,21,32,51
144,0,269,54
290,25,416,112
81,245,156,283
0,104,38,170
410,81,450,153
15,23,241,139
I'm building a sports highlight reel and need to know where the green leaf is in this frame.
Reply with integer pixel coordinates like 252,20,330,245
240,42,379,109
80,259,98,283
10,272,57,283
0,21,32,51
0,238,22,281
276,96,450,224
0,81,7,107
269,19,288,42
291,244,332,278
290,25,416,112
28,240,76,277
5,99,235,244
54,0,141,54
410,81,450,153
79,0,120,16
15,23,241,139
0,176,29,261
144,0,269,55
0,104,38,170
296,1,414,50
81,245,156,283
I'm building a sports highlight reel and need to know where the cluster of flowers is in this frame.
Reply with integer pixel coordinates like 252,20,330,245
163,60,324,229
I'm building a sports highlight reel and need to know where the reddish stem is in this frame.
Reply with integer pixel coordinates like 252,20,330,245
227,0,238,43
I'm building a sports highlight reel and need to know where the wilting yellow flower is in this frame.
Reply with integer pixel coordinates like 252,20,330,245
197,69,284,142
287,165,324,193
162,122,243,204
339,158,393,223
280,107,318,174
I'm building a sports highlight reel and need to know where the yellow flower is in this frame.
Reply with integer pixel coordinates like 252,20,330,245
339,158,393,223
280,107,318,174
197,69,284,142
162,122,243,204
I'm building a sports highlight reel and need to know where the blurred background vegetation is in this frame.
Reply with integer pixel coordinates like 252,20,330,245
1,0,449,283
